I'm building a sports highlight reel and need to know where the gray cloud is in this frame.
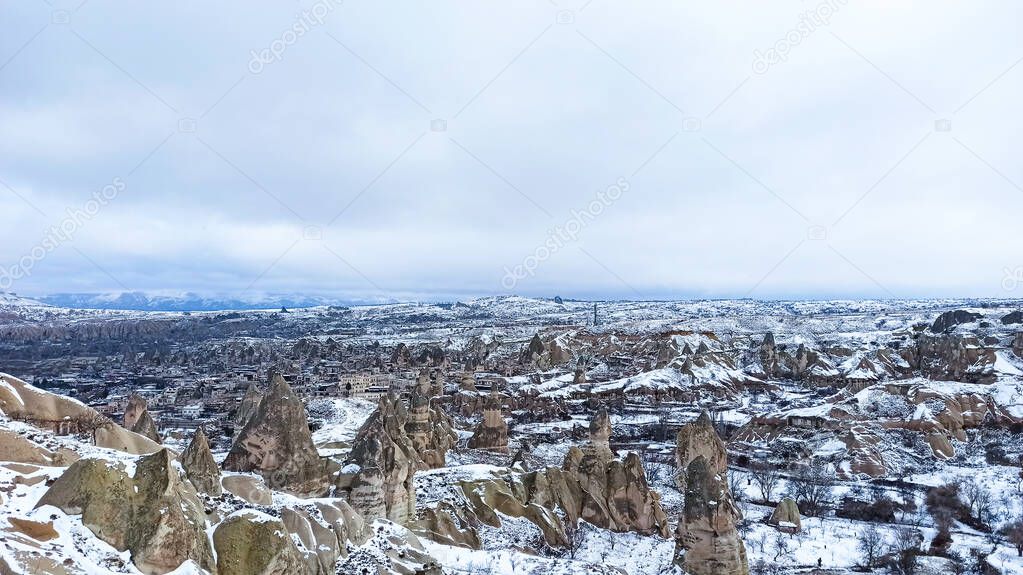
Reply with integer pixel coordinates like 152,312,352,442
2,0,1022,301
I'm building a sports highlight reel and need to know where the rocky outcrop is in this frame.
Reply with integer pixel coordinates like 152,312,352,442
222,474,273,505
931,310,981,333
280,500,370,574
1001,310,1023,325
37,449,215,574
123,394,160,443
405,384,457,468
128,449,215,573
467,388,509,452
759,333,778,378
222,374,329,497
417,409,669,551
132,409,162,444
912,333,997,382
674,411,748,575
675,412,727,490
339,391,457,524
0,429,60,465
0,373,161,455
769,497,801,532
233,382,262,428
123,394,146,430
181,427,221,496
531,410,667,537
459,372,478,392
213,510,310,575
336,521,443,575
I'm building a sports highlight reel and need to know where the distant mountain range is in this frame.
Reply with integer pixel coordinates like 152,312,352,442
30,291,396,312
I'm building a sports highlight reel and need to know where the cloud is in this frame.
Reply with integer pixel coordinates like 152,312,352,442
1,0,1021,300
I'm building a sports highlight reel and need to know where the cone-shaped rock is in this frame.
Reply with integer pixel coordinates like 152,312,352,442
467,388,508,453
674,411,748,575
37,449,215,574
233,382,262,428
132,409,162,443
339,392,456,524
181,427,222,496
222,374,328,497
124,394,161,443
123,394,147,431
129,449,216,574
769,497,801,532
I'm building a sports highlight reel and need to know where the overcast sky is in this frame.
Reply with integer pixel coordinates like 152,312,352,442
1,0,1022,301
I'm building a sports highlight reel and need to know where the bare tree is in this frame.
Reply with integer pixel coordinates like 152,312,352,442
889,527,922,575
857,524,885,568
750,462,781,502
728,469,746,502
961,477,994,527
563,518,585,560
1003,518,1023,557
772,530,792,562
786,460,833,516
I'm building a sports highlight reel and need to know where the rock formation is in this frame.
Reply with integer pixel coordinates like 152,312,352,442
123,394,155,435
1001,310,1023,325
557,409,669,536
222,474,273,505
213,510,309,575
123,394,143,428
405,383,457,468
338,392,456,523
180,426,221,496
459,372,478,391
38,449,215,574
467,388,509,452
0,373,161,456
674,411,748,575
123,394,162,444
233,381,262,428
931,309,981,333
222,374,329,497
416,409,669,551
769,497,801,532
759,332,778,377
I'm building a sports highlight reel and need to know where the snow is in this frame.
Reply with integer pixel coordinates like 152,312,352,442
310,397,377,448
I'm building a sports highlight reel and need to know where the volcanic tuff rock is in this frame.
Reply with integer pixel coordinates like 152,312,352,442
0,373,162,456
131,407,162,444
180,426,221,496
674,411,749,575
759,332,778,377
213,509,310,575
37,449,215,574
769,497,802,532
467,388,509,452
222,374,329,497
931,309,982,332
555,409,668,536
233,382,262,428
1001,310,1023,325
339,392,453,523
123,393,159,441
405,384,458,468
417,409,669,550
